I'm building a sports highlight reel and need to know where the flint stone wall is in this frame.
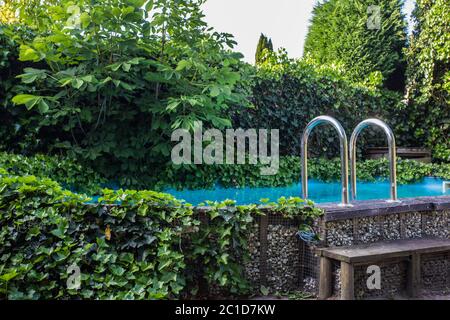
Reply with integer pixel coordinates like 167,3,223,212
318,196,450,298
197,196,450,296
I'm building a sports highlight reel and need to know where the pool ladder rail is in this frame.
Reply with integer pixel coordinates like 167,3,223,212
301,116,400,206
350,119,400,203
301,116,352,207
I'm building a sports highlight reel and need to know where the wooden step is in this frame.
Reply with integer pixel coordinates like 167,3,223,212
316,238,450,300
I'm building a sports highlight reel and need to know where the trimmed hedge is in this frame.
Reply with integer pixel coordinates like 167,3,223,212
0,172,322,300
232,57,411,159
157,157,450,191
0,152,448,193
0,152,107,194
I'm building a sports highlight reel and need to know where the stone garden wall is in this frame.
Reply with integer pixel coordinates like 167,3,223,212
236,196,450,297
317,196,450,298
242,214,307,294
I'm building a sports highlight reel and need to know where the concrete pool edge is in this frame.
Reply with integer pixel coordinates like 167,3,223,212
91,195,450,223
193,195,450,220
318,195,450,222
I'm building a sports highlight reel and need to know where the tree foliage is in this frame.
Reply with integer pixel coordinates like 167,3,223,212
233,50,410,160
405,0,450,162
255,33,273,65
304,0,407,91
3,0,251,187
0,169,322,299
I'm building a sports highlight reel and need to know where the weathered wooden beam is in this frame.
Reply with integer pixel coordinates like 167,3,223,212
341,261,354,300
406,253,421,297
259,214,269,286
318,257,332,300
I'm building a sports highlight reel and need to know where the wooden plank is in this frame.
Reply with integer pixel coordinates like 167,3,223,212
341,262,354,300
318,257,332,300
259,214,269,286
406,253,421,298
318,239,450,263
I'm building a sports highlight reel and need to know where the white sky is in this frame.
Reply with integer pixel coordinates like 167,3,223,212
203,0,416,63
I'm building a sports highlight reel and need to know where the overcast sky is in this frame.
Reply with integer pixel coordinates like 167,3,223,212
202,0,416,63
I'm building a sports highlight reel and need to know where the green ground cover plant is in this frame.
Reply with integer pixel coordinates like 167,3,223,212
158,157,450,191
0,170,323,300
0,152,448,192
0,152,107,193
0,1,447,190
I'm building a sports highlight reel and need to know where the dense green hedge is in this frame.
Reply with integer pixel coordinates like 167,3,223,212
157,157,450,191
405,0,450,162
303,0,407,91
232,54,412,160
1,152,448,193
0,172,322,299
0,152,107,194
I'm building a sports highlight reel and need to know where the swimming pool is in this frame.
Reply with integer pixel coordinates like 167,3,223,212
165,177,450,205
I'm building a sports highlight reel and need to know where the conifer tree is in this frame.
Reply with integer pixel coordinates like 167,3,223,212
255,33,273,65
304,0,407,91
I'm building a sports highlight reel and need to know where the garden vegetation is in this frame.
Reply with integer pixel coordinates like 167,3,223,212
0,168,322,299
0,0,449,300
0,0,448,190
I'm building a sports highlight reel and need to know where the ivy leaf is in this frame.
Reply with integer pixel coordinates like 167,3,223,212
209,86,221,97
218,253,229,265
176,60,190,71
260,285,269,296
0,271,18,282
71,78,84,89
38,99,50,113
158,259,172,271
18,45,41,62
122,63,131,72
110,265,125,276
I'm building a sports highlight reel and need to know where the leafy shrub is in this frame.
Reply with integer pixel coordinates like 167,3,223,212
405,0,450,162
157,157,450,191
187,200,259,296
0,25,41,153
1,0,251,188
0,152,107,194
232,52,411,160
0,173,322,299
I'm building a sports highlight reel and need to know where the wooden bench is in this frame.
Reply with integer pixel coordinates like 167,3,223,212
316,238,450,300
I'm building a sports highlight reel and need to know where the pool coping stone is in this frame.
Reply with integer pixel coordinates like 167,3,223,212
319,196,450,221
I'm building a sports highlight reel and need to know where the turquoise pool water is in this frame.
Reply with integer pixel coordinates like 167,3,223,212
165,177,450,205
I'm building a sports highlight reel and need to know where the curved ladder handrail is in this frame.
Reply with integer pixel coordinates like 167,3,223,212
301,116,352,207
350,119,399,203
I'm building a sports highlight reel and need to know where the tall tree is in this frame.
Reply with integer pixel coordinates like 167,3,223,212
304,0,407,91
0,0,16,23
405,0,450,161
255,33,273,65
3,0,250,187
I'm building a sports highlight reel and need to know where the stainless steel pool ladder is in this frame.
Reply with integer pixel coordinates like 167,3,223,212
301,116,352,207
350,119,400,203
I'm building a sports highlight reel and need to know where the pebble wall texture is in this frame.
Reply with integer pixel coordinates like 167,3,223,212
354,261,408,299
244,222,261,290
241,213,318,294
318,197,450,299
266,224,301,292
421,252,450,294
323,210,449,247
202,197,450,297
